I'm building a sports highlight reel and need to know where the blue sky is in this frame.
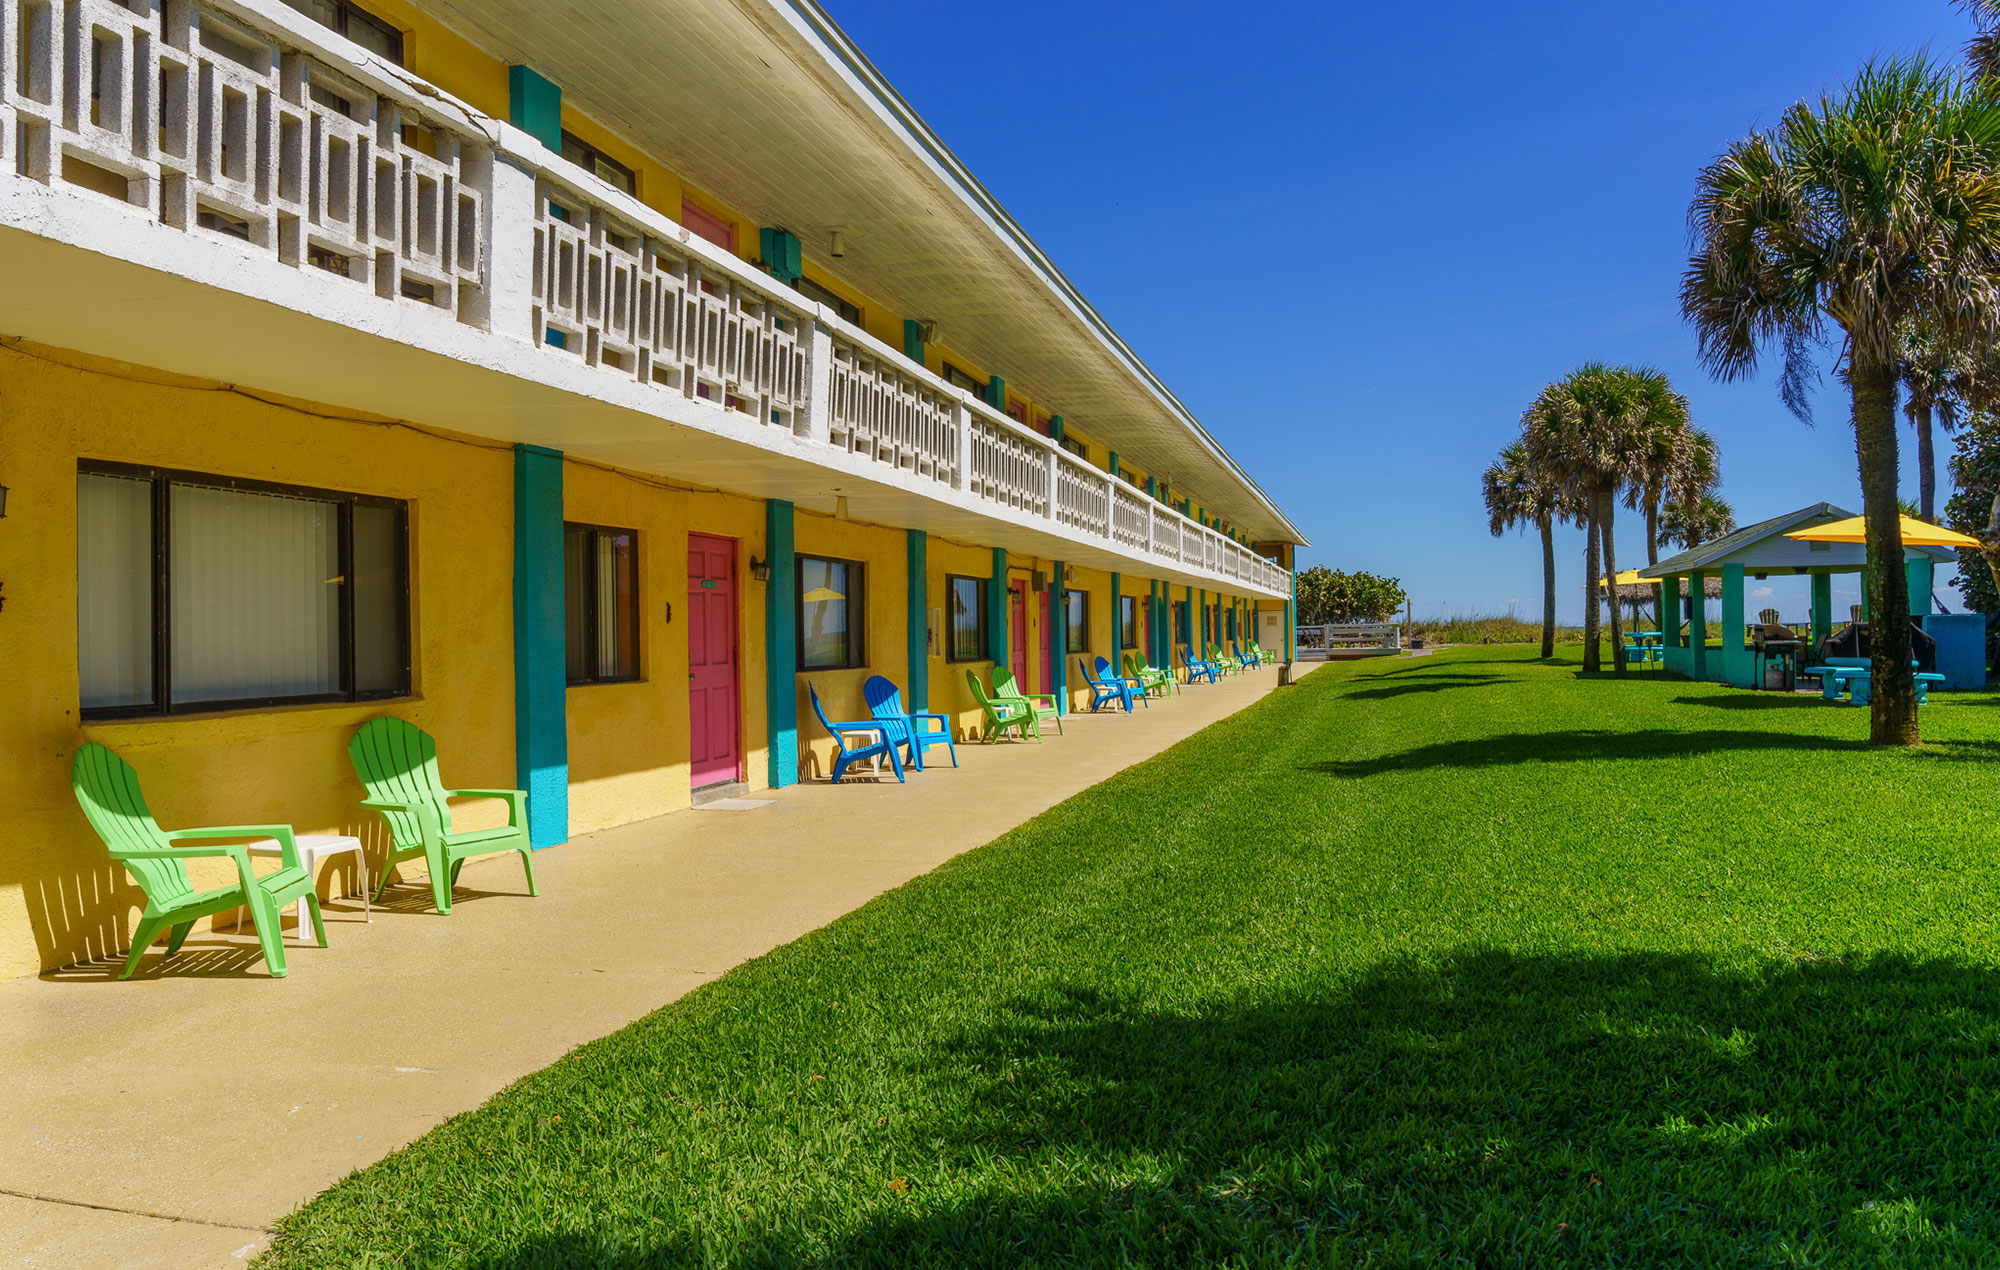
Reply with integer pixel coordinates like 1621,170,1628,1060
828,0,1982,623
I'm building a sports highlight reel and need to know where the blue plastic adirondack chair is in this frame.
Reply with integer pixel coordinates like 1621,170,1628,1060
808,684,906,783
1079,657,1137,712
1229,641,1259,671
1094,656,1150,709
863,675,956,771
1178,646,1219,685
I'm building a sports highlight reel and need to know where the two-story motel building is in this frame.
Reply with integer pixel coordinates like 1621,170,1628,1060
0,0,1304,976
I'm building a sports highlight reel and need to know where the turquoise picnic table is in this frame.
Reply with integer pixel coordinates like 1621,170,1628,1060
1803,658,1946,706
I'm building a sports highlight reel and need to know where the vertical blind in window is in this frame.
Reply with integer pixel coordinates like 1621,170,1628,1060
170,484,341,703
77,472,154,710
564,524,638,684
947,575,986,662
1065,590,1087,653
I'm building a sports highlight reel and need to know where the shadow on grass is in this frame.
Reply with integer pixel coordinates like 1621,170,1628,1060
1303,728,1865,777
464,949,2000,1267
1670,693,1830,711
1340,673,1506,701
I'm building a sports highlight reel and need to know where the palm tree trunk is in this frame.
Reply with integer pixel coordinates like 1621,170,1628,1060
1539,512,1556,659
1916,397,1937,522
1582,509,1601,673
1853,356,1919,746
1601,485,1626,678
1645,494,1661,567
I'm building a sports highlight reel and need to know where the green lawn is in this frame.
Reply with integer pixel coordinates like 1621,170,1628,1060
263,650,2000,1268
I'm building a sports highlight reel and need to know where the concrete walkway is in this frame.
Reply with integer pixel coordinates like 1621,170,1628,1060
0,662,1311,1269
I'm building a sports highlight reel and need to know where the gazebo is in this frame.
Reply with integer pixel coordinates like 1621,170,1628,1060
1635,502,1960,688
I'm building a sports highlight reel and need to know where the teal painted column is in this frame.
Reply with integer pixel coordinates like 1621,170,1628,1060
1108,451,1120,480
1049,416,1065,444
766,500,798,788
513,445,567,849
508,66,562,152
1184,584,1195,649
1812,573,1833,647
902,319,927,365
758,228,802,285
1907,559,1935,616
1052,564,1070,711
988,548,1009,669
1662,574,1684,676
984,377,1007,411
1720,564,1750,686
906,530,928,711
1690,570,1709,679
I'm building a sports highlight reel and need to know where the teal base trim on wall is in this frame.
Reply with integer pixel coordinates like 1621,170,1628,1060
907,530,929,711
513,445,567,849
766,500,798,788
988,548,1009,670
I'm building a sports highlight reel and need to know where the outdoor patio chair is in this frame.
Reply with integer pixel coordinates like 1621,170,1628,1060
1123,651,1174,698
966,670,1040,742
1095,656,1151,708
1758,608,1783,627
1205,643,1240,676
349,717,538,915
1252,641,1279,665
72,742,324,979
1179,646,1220,685
992,667,1065,735
809,683,908,781
1229,640,1259,670
1080,657,1139,712
863,674,956,771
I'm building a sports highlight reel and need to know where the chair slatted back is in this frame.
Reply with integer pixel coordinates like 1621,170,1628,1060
349,717,451,845
863,675,905,718
1093,656,1119,683
71,743,191,903
965,670,998,710
807,683,845,747
991,668,1027,701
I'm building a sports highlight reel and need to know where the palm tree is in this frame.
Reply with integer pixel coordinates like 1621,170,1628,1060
1483,441,1576,658
1681,57,2000,745
1523,364,1691,677
1627,424,1721,567
1659,494,1736,552
1961,0,2000,81
1896,324,1972,520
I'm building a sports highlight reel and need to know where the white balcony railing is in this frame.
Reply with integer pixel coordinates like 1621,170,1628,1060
0,0,1291,598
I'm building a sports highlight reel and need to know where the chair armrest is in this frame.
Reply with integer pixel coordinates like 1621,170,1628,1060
360,798,430,811
168,824,299,870
912,713,951,733
446,789,528,828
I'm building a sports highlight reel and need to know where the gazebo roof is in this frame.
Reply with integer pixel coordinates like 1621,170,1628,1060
1638,502,1956,579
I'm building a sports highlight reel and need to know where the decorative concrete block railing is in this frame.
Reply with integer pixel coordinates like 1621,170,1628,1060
0,0,1289,598
4,0,484,311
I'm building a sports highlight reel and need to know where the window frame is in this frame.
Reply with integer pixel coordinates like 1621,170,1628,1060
945,574,989,664
564,521,642,686
796,554,867,671
1120,595,1139,650
794,275,861,325
77,460,411,720
941,363,985,397
559,130,638,197
281,0,405,64
1065,589,1088,654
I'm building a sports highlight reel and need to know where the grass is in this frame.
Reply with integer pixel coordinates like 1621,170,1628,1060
263,649,2000,1268
1412,612,1586,645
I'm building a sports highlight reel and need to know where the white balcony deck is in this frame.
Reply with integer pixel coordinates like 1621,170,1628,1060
0,0,1291,598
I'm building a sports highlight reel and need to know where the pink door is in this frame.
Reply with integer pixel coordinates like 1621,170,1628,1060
1009,581,1028,691
688,534,741,789
1037,589,1051,695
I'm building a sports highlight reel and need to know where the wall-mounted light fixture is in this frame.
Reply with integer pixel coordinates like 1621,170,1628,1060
834,494,850,520
0,483,9,517
749,556,771,583
829,228,846,258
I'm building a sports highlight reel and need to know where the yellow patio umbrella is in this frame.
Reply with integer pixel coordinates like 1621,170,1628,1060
1598,569,1648,588
801,586,846,603
1783,514,1982,548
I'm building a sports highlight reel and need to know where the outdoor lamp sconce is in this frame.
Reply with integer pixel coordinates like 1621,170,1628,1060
749,556,771,583
830,228,846,258
0,483,9,517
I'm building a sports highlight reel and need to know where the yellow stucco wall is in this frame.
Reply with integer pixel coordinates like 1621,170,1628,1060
0,345,516,980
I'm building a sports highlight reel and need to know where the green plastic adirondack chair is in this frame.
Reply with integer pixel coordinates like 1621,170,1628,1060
1123,651,1175,698
349,717,537,914
1250,640,1279,666
1207,642,1242,676
71,743,324,979
992,667,1065,735
965,669,1039,742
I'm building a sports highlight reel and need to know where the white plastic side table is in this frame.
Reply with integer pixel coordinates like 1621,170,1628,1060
245,834,370,939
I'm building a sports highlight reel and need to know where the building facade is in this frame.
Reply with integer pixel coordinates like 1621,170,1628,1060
0,0,1304,976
